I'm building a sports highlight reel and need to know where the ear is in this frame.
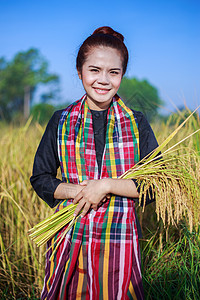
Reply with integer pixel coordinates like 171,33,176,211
77,71,82,80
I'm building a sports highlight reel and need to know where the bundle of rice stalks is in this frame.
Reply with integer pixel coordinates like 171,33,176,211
121,150,200,231
29,107,200,259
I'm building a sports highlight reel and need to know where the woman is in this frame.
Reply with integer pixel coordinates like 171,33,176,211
30,26,158,300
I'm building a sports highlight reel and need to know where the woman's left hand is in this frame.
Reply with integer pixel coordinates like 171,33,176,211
73,179,110,217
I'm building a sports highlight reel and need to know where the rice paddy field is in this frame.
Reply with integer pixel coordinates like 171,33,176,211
0,110,200,299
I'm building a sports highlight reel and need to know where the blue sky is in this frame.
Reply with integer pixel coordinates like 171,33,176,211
0,0,200,114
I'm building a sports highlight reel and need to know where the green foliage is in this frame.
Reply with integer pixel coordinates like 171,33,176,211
141,226,200,300
31,103,55,124
118,77,164,122
0,48,59,121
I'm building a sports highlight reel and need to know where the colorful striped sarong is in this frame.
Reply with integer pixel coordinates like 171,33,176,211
41,95,144,299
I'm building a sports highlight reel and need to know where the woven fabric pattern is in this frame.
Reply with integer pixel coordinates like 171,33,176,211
41,95,144,300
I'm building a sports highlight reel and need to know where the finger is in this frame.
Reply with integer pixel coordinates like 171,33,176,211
91,204,99,210
80,202,91,217
74,198,85,216
102,197,107,203
73,191,83,204
80,180,88,186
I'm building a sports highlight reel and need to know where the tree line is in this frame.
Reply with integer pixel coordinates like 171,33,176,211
0,48,59,121
0,48,163,123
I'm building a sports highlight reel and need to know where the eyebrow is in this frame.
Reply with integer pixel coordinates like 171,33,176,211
88,65,100,69
88,65,122,71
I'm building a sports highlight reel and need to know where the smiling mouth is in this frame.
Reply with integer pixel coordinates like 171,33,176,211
93,87,111,94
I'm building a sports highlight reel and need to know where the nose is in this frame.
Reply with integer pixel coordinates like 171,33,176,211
97,72,109,85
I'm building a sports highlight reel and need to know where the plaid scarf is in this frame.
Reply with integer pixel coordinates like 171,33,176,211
41,95,144,300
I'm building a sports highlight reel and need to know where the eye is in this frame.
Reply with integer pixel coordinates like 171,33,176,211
110,70,120,75
90,68,99,72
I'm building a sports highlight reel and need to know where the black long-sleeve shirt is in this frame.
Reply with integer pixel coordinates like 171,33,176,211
30,108,158,208
30,108,159,238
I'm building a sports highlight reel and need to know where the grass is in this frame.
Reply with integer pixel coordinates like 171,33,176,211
141,225,200,300
0,107,200,299
0,121,51,298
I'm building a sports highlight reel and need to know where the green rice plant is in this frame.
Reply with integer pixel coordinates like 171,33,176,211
141,225,200,300
0,233,15,296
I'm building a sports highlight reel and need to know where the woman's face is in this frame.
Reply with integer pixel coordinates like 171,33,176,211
78,46,123,110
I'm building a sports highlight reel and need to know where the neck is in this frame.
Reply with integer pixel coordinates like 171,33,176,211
86,97,112,111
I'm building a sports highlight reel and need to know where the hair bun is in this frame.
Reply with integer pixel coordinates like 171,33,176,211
92,26,124,43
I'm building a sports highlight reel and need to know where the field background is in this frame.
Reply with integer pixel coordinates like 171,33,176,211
0,111,200,300
1,1,200,299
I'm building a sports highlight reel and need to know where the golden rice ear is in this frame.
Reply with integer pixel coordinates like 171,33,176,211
119,107,200,231
145,105,200,162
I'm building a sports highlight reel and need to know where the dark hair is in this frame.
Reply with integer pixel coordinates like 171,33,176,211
76,26,128,75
